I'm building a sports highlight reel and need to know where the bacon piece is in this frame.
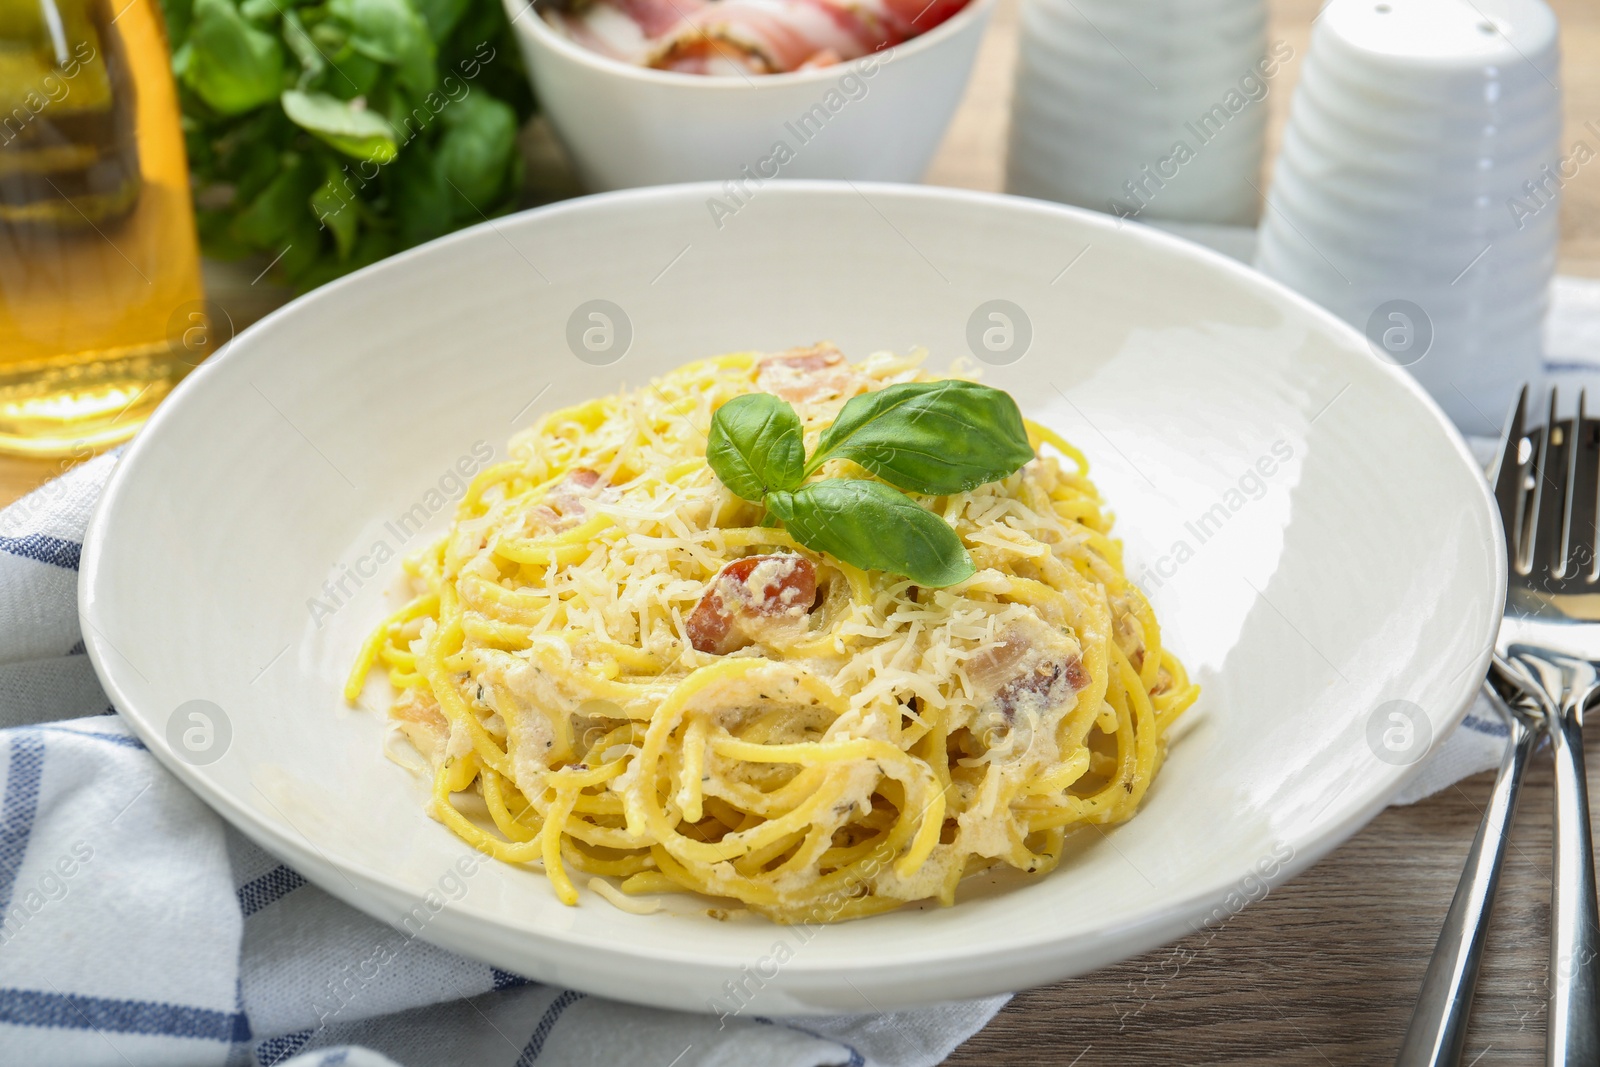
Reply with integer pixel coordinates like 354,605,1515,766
755,342,864,404
656,24,806,73
1114,610,1147,672
1150,666,1172,696
878,0,969,35
553,14,647,63
546,0,704,63
614,0,703,37
795,48,842,70
658,38,770,74
554,467,602,499
688,554,818,654
967,626,1087,723
528,468,603,534
965,631,1029,689
993,658,1086,723
391,689,449,765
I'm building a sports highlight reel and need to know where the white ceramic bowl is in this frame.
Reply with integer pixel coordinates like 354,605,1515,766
500,0,994,190
81,182,1502,1015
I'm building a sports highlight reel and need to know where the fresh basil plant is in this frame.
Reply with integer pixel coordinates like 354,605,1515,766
162,0,535,290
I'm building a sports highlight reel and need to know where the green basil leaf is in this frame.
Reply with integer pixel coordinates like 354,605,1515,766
806,380,1035,495
161,0,195,49
280,9,326,83
228,151,319,248
293,223,395,290
182,0,285,115
411,0,470,40
324,49,383,99
281,89,397,162
310,167,358,259
328,0,436,95
310,20,346,54
237,0,279,22
327,0,417,60
391,143,454,245
219,119,282,204
274,210,328,283
768,479,974,588
171,40,194,81
196,206,251,258
707,393,805,503
394,46,437,98
434,93,517,208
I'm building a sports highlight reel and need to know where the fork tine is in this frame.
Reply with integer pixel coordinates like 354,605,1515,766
1564,390,1600,584
1559,390,1581,577
1492,385,1528,564
1529,387,1567,579
1529,388,1568,579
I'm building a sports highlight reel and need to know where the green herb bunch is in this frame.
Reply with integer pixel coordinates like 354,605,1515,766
707,381,1037,587
160,0,536,290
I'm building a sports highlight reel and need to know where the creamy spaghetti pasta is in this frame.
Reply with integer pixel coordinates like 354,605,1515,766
346,344,1197,923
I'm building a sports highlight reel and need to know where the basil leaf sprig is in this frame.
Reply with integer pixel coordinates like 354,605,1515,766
705,381,1035,587
806,380,1035,495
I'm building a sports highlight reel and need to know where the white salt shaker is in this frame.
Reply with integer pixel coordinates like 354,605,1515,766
1006,0,1272,225
1255,0,1561,435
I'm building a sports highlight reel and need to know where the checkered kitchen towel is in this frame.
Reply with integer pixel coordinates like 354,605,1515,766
0,453,1005,1066
4,274,1599,1065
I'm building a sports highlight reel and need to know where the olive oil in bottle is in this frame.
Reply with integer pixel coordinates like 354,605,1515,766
0,0,206,456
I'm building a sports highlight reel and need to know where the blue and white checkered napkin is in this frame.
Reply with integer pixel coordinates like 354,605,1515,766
3,275,1599,1065
0,453,1006,1065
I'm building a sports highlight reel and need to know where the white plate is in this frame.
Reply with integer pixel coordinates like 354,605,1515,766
80,182,1503,1015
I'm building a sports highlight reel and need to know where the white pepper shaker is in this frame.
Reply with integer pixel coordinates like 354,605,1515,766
1255,0,1562,435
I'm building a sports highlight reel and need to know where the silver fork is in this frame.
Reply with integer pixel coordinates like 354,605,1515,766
1494,386,1600,1065
1399,385,1600,1066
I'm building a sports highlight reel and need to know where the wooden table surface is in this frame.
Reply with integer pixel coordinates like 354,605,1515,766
3,1,1599,1063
